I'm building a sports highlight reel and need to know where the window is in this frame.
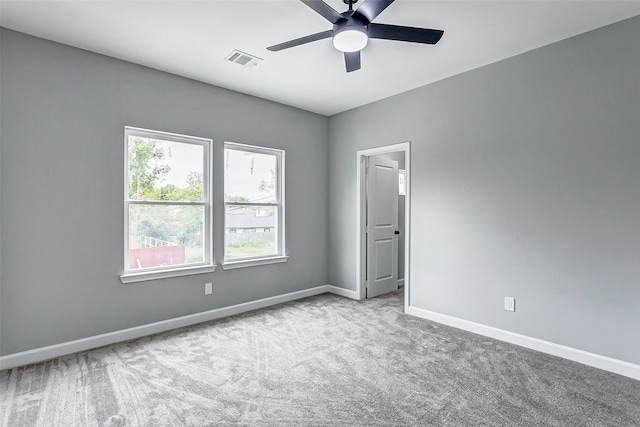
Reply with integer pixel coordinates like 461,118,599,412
122,127,213,282
223,142,286,267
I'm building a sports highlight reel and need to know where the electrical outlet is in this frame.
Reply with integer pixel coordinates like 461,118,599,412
205,283,213,295
504,297,515,312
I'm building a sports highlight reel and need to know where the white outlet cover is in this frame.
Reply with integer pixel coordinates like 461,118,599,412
504,297,515,312
205,283,213,295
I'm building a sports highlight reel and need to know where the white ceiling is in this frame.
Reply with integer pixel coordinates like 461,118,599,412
2,1,640,116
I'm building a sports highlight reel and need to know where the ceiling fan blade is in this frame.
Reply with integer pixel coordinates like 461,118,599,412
301,0,345,24
267,30,333,52
352,0,395,24
344,51,361,72
368,23,444,44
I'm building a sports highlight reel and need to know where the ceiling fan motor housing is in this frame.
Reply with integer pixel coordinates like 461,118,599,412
333,13,369,52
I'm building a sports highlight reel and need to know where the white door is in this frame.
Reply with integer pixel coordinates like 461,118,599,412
366,155,399,298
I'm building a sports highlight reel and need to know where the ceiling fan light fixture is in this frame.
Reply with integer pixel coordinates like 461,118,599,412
267,0,444,72
333,26,368,52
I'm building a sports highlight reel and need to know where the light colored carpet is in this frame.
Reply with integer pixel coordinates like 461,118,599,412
1,290,639,426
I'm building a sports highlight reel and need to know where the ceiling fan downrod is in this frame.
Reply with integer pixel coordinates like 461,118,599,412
344,0,358,12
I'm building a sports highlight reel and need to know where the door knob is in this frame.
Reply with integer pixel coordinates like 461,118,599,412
394,230,400,235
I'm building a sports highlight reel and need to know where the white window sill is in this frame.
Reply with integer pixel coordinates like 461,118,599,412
120,264,217,284
222,256,289,270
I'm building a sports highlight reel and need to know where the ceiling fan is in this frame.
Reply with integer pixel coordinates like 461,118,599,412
267,0,444,73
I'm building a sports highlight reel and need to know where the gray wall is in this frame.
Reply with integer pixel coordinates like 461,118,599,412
328,16,640,365
0,29,329,355
2,15,640,366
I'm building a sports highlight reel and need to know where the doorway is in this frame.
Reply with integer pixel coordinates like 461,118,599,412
356,142,410,311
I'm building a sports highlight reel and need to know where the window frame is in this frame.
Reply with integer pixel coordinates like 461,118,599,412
222,142,287,269
120,127,215,283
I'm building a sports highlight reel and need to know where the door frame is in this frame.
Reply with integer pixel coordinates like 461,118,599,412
356,142,411,311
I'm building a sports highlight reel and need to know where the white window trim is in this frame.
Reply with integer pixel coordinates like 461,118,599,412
120,264,217,284
222,142,286,269
221,255,289,271
121,126,215,282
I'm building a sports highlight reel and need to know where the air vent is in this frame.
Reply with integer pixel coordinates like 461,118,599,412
225,50,262,68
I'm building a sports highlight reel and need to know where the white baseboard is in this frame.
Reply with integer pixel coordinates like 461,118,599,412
326,285,360,300
406,305,640,381
11,288,631,380
0,285,339,371
398,279,405,288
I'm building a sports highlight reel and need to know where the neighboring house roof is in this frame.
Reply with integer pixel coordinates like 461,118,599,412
226,212,274,229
